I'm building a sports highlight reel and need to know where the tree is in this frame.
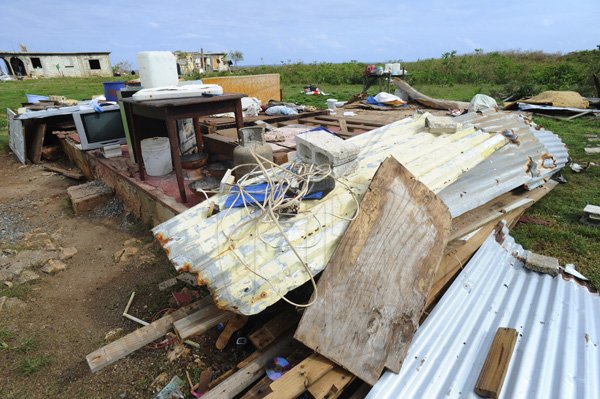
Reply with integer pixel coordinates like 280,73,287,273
112,60,132,76
228,50,244,67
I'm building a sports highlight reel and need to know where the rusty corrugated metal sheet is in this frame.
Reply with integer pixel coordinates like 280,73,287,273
367,228,599,399
153,114,508,314
203,74,281,103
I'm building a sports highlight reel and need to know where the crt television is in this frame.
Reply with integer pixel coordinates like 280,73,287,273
73,104,126,150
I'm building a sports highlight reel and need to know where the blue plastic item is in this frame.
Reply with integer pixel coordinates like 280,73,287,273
224,181,329,209
103,81,125,102
26,94,49,103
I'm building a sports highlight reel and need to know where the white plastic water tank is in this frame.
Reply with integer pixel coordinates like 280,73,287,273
136,51,179,89
141,137,173,176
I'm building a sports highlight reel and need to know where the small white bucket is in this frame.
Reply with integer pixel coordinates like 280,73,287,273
327,98,338,110
141,137,173,176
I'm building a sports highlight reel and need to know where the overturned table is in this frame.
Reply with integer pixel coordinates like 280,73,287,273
122,93,246,203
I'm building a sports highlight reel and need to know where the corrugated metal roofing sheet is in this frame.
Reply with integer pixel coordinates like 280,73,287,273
367,228,600,399
439,112,568,217
153,113,508,314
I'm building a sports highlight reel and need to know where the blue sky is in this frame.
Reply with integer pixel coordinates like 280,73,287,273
1,0,598,67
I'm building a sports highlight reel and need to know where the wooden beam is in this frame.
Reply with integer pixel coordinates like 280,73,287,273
86,298,211,373
28,122,46,163
202,334,294,399
474,328,519,398
249,310,301,350
295,156,452,385
173,303,231,340
216,314,248,350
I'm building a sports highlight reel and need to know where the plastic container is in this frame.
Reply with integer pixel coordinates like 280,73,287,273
141,137,173,176
384,63,393,73
136,51,179,89
392,63,401,75
233,127,273,178
26,94,49,103
103,82,125,102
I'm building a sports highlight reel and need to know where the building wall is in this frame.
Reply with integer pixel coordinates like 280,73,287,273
0,53,112,78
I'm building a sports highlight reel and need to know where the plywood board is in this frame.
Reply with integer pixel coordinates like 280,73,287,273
295,156,452,385
203,74,281,103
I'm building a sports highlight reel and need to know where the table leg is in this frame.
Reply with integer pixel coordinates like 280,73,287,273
192,117,204,152
166,117,187,203
129,106,146,181
233,99,244,132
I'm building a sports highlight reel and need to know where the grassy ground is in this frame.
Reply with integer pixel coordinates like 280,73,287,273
1,77,598,288
0,76,130,150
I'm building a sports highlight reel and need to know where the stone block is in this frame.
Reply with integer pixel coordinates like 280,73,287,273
525,251,560,276
295,130,359,166
67,180,113,215
425,115,462,134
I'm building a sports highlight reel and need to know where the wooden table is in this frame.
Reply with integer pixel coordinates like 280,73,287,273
122,93,245,203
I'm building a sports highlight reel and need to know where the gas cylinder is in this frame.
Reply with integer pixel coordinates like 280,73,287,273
233,126,274,179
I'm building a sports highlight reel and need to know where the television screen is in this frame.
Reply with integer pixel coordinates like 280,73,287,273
80,110,125,144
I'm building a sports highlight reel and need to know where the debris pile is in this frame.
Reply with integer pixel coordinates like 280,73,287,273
77,108,599,397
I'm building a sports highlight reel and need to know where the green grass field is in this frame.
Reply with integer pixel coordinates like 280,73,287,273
1,77,598,289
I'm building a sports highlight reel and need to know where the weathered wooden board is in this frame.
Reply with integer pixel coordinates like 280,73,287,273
295,156,452,385
265,354,336,399
308,366,355,399
475,327,519,398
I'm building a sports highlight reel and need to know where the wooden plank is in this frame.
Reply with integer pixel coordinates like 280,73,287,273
41,163,84,180
295,156,452,385
449,181,558,241
86,298,210,372
265,354,336,399
202,334,294,399
173,302,232,340
308,366,355,399
249,310,301,350
474,327,519,398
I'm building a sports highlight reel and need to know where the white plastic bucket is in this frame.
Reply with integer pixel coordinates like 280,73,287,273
392,63,401,75
141,137,173,176
136,51,179,89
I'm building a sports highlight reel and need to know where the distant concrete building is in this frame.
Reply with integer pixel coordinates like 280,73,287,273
0,52,112,78
174,50,229,75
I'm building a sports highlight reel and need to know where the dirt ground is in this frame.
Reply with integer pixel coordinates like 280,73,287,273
0,151,250,398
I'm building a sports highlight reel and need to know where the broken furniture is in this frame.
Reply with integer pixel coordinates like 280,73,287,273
121,93,246,203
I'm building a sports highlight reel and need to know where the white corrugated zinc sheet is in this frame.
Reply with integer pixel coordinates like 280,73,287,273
440,112,568,217
368,230,600,399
